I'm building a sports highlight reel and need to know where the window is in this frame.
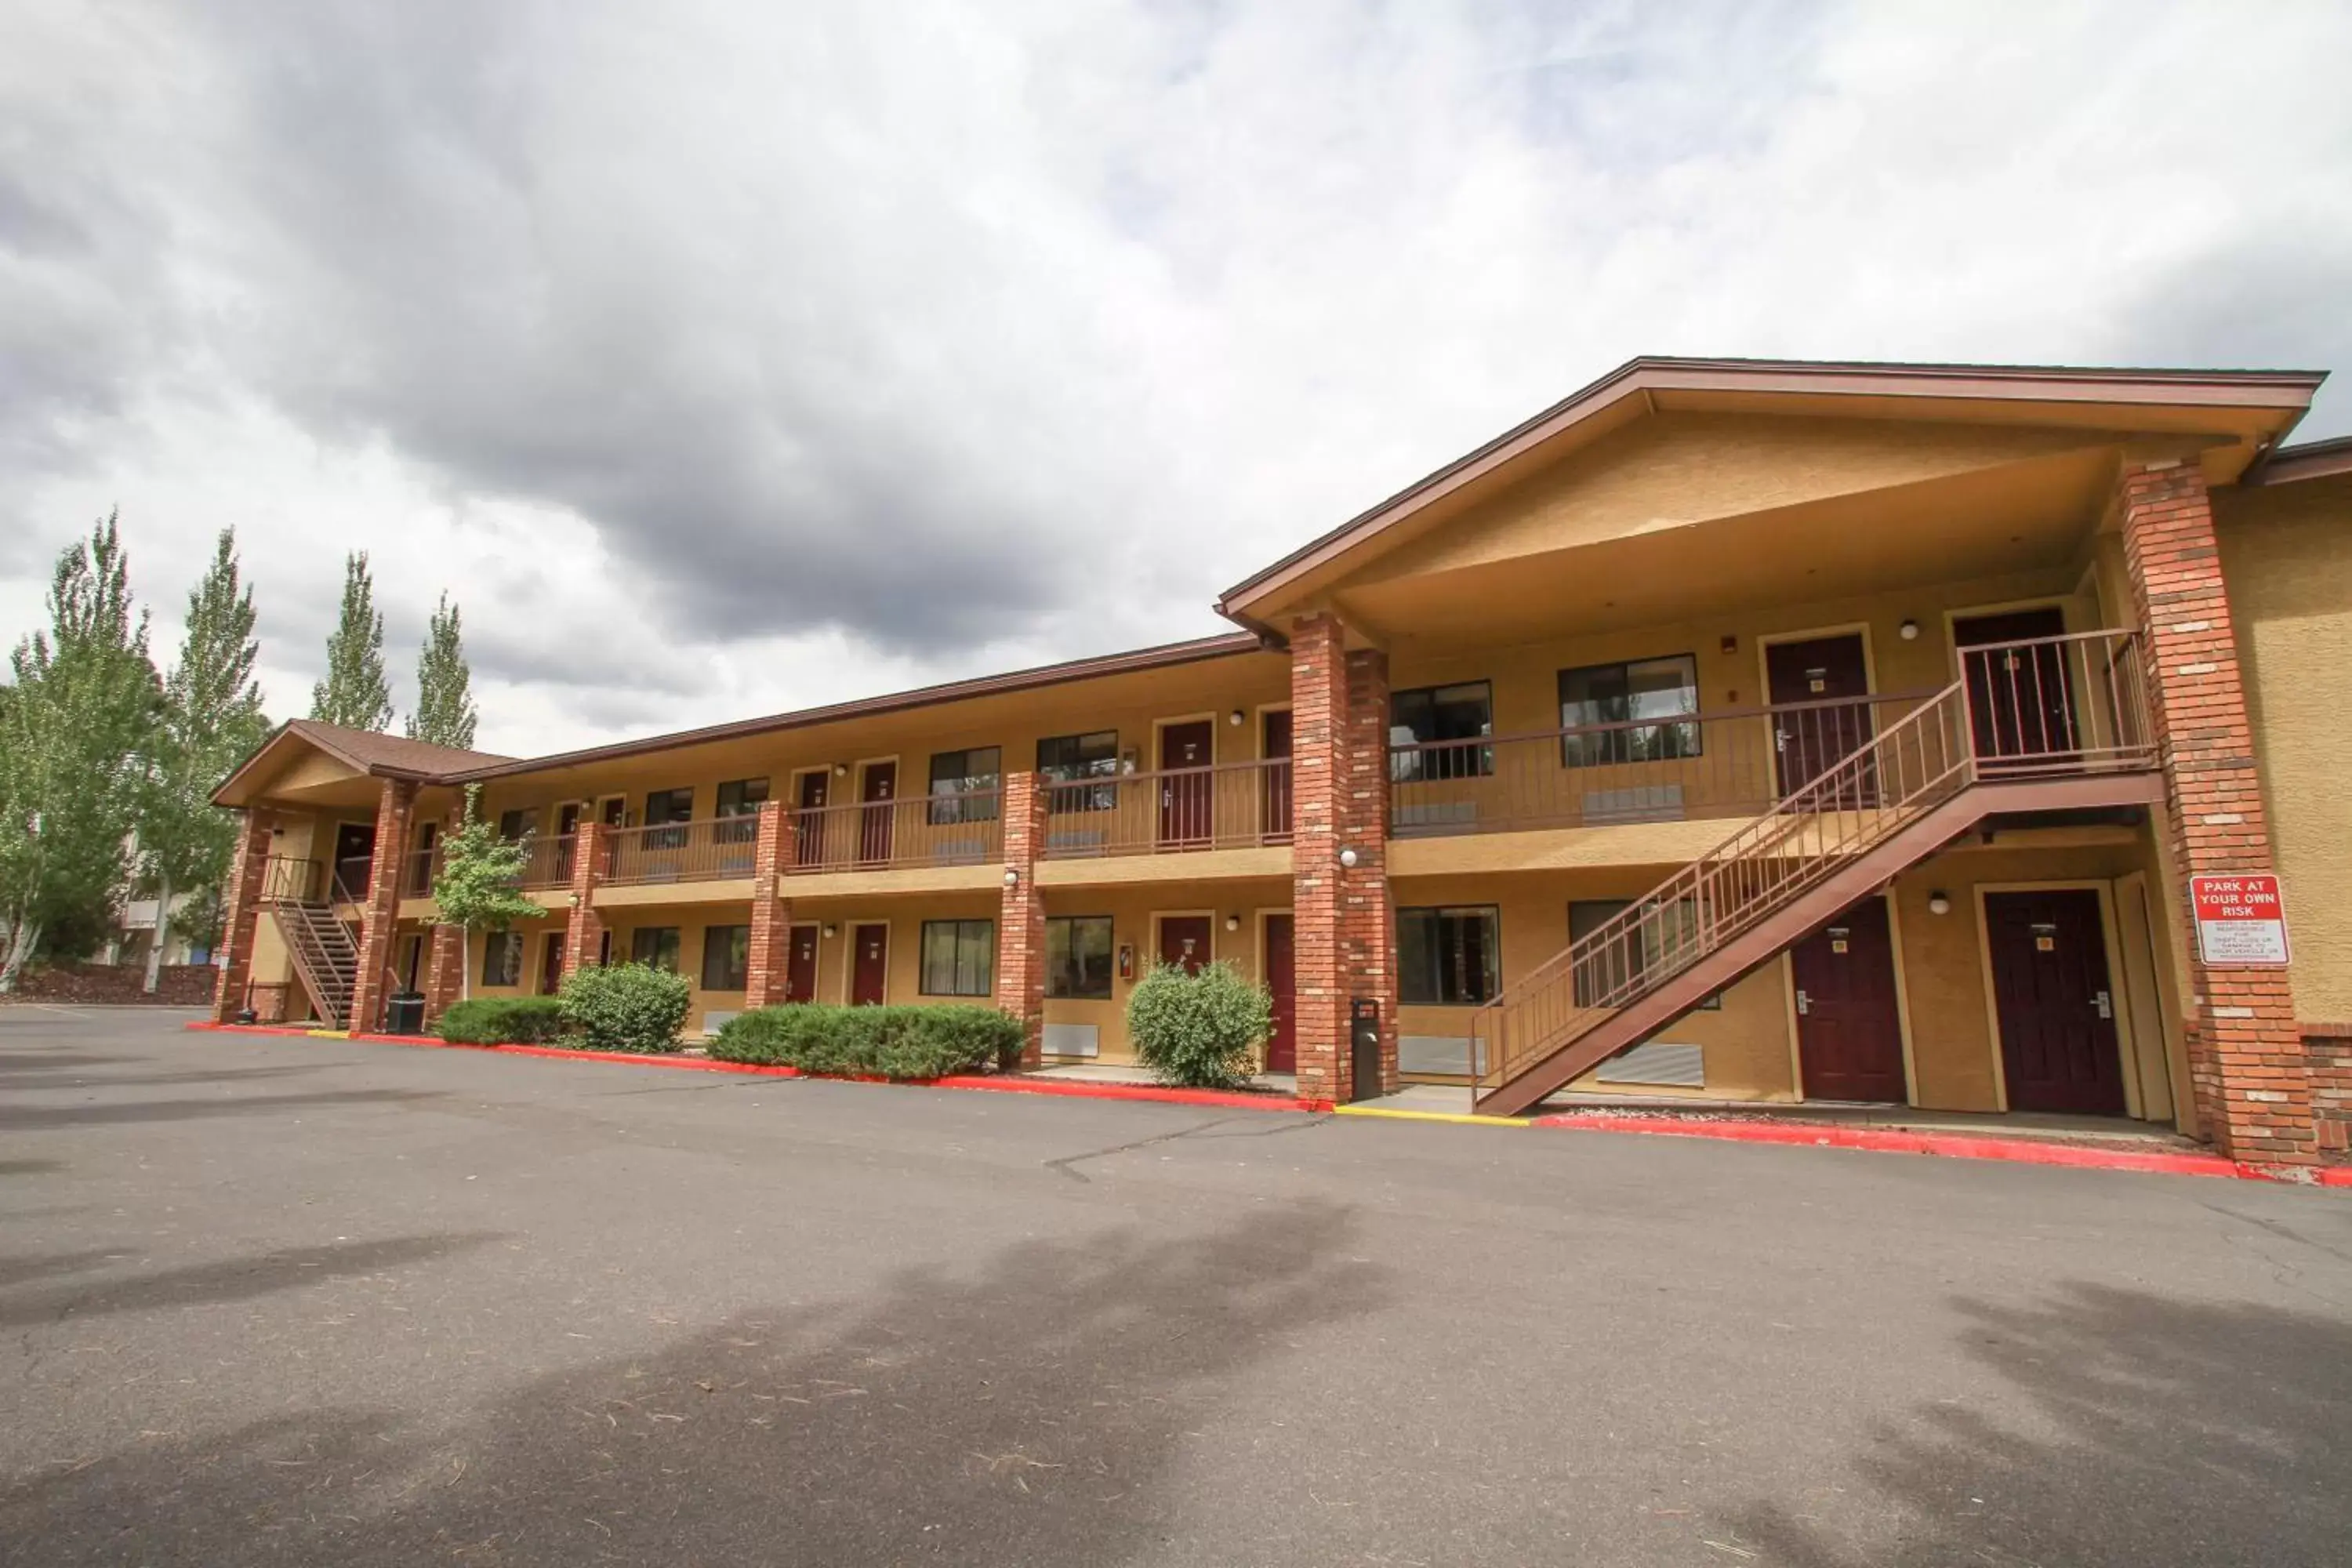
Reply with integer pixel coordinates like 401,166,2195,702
714,779,769,844
1559,655,1700,767
1046,916,1115,1000
482,930,524,987
630,927,682,973
644,788,694,849
701,924,750,991
920,919,995,996
1390,683,1493,782
1570,899,1718,1010
1038,731,1120,813
496,808,539,842
928,747,1002,824
1397,906,1501,1005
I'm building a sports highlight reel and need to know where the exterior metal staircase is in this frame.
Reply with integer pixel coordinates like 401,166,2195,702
1468,630,2165,1117
260,858,361,1029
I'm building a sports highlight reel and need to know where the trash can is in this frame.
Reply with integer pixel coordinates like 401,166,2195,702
384,993,426,1036
1349,997,1384,1102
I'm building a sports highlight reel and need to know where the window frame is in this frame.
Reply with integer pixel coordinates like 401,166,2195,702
495,808,539,844
1396,904,1501,1007
630,926,683,974
1389,681,1494,782
714,779,770,844
642,788,695,850
481,929,524,987
700,924,750,991
927,746,1004,825
919,918,996,997
1557,654,1703,768
1045,914,1116,1000
1036,730,1121,814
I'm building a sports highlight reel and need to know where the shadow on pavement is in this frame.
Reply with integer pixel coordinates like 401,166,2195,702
0,1233,506,1330
0,1205,1385,1566
0,1087,441,1132
0,1160,66,1178
1733,1281,2352,1566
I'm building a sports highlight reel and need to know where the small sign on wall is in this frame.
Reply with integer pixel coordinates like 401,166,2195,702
2190,873,2291,967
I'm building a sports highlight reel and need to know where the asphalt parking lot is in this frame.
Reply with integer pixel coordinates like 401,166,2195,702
3,1007,2349,1566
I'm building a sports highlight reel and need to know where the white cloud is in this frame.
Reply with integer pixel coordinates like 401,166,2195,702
3,0,2346,757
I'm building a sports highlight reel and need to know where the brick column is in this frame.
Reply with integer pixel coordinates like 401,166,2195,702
743,800,792,1008
994,771,1049,1069
346,778,418,1033
212,808,274,1022
1288,614,1394,1103
2118,459,2316,1164
563,818,606,979
422,924,465,1025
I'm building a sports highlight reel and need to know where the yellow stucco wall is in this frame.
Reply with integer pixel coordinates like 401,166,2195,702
2216,477,2352,1022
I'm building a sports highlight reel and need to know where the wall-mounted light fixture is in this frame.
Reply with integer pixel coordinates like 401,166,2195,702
1229,709,1245,726
1224,913,1240,932
568,891,582,908
1927,891,1952,916
1900,619,1922,641
1003,866,1021,888
833,762,849,778
1338,847,1359,869
822,923,838,939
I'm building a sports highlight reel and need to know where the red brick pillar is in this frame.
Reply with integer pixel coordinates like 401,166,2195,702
563,818,606,979
2119,459,2316,1164
1289,614,1393,1103
744,800,792,1008
994,771,1048,1069
346,779,417,1033
422,924,465,1024
212,808,275,1022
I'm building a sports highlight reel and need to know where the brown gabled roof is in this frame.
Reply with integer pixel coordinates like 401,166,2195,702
448,631,1269,783
210,719,516,806
1216,354,2328,619
2251,434,2352,485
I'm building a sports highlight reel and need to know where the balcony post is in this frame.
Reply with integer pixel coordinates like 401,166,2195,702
995,771,1048,1069
423,923,465,1025
563,818,606,979
744,800,791,1009
2118,459,2315,1164
210,808,275,1022
347,777,418,1033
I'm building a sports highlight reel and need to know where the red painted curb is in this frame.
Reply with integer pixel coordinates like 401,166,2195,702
180,1021,1327,1112
1533,1113,2345,1188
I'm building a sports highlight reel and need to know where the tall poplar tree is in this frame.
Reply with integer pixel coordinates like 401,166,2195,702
137,528,270,989
310,551,393,731
405,592,478,750
0,515,158,989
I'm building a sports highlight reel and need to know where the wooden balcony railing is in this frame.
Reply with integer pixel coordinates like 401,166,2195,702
1039,758,1293,858
788,789,1004,874
1388,691,1934,839
603,819,762,887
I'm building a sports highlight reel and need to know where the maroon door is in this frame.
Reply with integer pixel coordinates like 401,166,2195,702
858,763,897,866
539,932,565,996
1986,890,2127,1116
795,771,830,867
1262,914,1296,1073
1955,608,2075,770
1766,634,1875,798
1158,915,1212,975
1261,710,1293,843
1789,898,1907,1103
1158,721,1214,847
332,822,376,901
850,923,889,1006
786,926,818,1004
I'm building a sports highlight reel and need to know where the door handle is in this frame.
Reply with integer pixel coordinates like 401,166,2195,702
1795,989,1809,1016
2094,989,2112,1020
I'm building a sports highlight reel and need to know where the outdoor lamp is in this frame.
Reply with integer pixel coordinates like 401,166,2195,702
1003,866,1021,887
1900,619,1922,641
822,924,837,938
1928,891,1952,916
1229,709,1245,726
1338,847,1359,869
1224,914,1240,932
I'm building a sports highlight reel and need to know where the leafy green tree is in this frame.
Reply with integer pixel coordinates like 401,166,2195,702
136,528,270,989
0,515,160,990
310,550,392,731
405,592,477,750
430,784,545,1001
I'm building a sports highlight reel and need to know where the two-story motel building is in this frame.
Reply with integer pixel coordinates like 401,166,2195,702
209,357,2352,1165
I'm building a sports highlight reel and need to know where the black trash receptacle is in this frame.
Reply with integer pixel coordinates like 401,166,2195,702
384,993,426,1036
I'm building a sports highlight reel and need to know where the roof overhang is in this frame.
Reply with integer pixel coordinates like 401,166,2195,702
1217,355,2326,624
2250,434,2352,485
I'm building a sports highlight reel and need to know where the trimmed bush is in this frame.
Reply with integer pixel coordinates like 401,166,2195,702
1127,960,1273,1089
435,995,566,1046
710,1003,1025,1080
559,961,691,1054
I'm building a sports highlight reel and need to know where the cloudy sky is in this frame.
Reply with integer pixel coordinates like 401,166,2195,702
5,0,2348,759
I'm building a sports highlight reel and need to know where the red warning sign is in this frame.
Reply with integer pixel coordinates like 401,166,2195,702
2190,874,2291,967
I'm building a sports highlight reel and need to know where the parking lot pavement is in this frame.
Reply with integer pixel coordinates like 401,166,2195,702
4,1007,2350,1566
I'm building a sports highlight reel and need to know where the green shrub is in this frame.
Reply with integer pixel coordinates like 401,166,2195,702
435,995,567,1046
710,1003,1024,1079
1126,960,1273,1089
559,962,691,1054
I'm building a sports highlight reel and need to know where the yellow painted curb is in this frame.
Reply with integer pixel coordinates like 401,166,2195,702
1330,1105,1525,1127
307,1029,350,1039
